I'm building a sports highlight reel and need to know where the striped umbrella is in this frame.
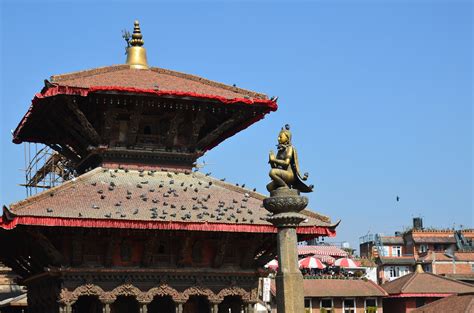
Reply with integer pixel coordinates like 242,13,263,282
264,259,279,270
313,254,335,265
334,257,358,268
298,256,326,269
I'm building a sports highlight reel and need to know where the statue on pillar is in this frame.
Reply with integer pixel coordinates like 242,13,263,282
266,124,313,193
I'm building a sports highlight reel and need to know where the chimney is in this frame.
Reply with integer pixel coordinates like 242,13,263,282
413,217,423,230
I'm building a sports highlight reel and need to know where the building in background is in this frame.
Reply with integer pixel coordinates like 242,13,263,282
411,292,474,313
381,264,474,313
359,218,474,284
271,277,386,313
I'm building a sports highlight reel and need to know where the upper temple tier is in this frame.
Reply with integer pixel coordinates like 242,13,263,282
11,21,277,173
12,64,277,173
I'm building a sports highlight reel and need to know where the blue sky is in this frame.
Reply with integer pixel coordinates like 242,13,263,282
1,0,472,252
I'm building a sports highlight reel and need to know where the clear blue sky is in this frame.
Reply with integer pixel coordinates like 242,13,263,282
1,0,472,252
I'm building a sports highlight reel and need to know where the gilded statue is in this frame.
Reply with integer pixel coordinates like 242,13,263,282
266,125,313,193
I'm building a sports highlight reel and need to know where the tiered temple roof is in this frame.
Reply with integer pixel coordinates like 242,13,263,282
2,167,335,235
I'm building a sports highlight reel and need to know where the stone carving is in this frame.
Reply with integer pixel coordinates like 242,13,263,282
99,292,116,304
263,188,308,215
58,289,75,305
110,283,142,298
144,284,181,302
217,286,250,301
58,284,105,305
182,285,219,302
72,284,105,298
249,287,259,302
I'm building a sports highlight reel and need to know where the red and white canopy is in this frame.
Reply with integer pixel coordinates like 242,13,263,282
298,245,348,257
334,257,358,268
313,254,335,265
265,259,279,270
298,256,326,269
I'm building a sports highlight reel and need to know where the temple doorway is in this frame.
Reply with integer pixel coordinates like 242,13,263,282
183,296,210,313
111,296,140,313
72,295,102,313
148,295,175,313
219,296,243,313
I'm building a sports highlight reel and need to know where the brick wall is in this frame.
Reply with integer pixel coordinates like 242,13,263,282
434,262,473,275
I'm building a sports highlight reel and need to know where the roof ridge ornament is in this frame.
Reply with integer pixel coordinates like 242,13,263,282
130,20,144,47
124,20,149,69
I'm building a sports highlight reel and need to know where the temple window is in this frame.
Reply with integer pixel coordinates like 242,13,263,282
120,241,132,262
143,125,152,135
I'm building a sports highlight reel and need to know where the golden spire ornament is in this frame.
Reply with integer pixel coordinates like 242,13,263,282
125,20,149,69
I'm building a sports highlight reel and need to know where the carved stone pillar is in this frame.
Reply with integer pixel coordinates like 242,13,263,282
140,303,148,313
263,187,307,313
244,302,254,313
211,302,219,313
175,301,184,313
102,302,112,313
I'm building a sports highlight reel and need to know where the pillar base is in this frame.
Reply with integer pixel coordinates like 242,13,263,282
275,272,304,313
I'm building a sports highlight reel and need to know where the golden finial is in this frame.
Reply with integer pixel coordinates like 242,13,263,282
125,20,148,69
415,262,424,273
130,20,144,46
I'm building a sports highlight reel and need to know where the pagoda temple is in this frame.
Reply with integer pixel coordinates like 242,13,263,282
0,21,337,313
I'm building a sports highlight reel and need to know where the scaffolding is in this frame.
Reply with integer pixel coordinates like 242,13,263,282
21,143,74,197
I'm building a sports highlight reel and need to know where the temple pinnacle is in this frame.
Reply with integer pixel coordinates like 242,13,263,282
125,20,148,69
130,20,144,47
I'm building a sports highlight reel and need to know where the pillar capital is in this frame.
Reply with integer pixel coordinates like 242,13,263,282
263,188,308,228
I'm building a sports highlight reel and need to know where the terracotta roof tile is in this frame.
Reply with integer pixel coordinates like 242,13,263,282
381,272,474,296
381,236,404,245
412,236,456,244
5,168,333,233
271,278,387,297
378,256,416,265
50,65,267,100
411,292,474,313
298,245,348,257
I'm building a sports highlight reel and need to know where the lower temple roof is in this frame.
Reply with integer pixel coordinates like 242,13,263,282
1,167,336,236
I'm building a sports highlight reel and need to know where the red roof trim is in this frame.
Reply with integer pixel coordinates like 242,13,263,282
0,215,336,236
387,293,453,298
13,85,278,145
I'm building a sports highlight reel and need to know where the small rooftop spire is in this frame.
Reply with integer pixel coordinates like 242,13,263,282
415,262,424,273
130,20,144,47
125,20,148,69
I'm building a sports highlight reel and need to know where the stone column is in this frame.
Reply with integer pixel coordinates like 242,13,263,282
244,302,255,313
210,301,221,313
175,301,184,313
139,302,149,313
102,303,111,313
263,187,307,313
